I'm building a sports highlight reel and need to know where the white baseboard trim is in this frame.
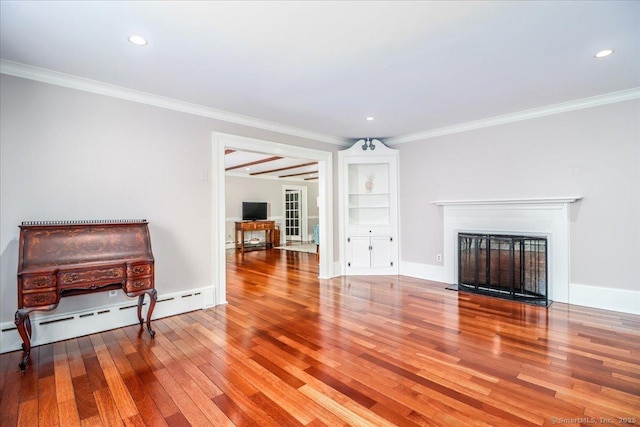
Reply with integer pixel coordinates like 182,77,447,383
0,286,217,354
400,261,445,283
569,283,640,315
399,262,639,315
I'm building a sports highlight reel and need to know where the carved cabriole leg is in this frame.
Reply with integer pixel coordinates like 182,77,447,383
14,302,57,372
15,308,34,372
145,289,157,338
137,294,145,325
25,314,32,340
134,289,156,338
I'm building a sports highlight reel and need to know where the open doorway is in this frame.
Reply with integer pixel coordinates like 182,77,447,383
210,132,334,307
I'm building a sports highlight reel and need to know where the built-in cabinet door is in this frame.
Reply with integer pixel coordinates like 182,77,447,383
347,236,371,269
347,236,393,269
371,236,393,268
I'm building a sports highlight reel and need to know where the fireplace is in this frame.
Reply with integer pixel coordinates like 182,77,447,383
435,197,582,304
457,233,548,305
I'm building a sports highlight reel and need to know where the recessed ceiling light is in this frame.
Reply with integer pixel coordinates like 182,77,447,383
594,49,614,58
128,35,148,46
245,167,251,171
366,116,374,121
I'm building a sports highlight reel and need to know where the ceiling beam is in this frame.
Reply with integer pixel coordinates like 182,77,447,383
279,170,319,178
250,161,318,176
224,149,236,155
225,156,283,171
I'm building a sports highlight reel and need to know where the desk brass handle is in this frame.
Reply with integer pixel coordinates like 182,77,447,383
32,277,51,288
33,295,48,304
61,273,80,284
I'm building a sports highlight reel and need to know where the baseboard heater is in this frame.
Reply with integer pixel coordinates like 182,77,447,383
451,233,549,306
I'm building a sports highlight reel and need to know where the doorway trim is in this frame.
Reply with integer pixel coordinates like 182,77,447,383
210,132,334,307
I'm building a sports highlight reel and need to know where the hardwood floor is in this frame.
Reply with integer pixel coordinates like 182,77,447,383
1,249,639,426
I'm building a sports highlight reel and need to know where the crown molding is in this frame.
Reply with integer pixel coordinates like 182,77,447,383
385,88,640,146
0,60,348,146
3,60,637,147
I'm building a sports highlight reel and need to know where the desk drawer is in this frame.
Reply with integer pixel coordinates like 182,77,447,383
240,221,274,231
125,277,153,293
21,274,56,291
22,291,58,307
127,262,153,278
59,266,125,287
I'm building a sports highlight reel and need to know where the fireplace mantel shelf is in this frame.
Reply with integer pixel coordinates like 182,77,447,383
432,197,582,206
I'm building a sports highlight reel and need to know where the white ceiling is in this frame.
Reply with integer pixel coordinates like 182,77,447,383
1,1,638,143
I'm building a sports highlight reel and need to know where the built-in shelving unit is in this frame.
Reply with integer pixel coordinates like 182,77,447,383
339,139,399,275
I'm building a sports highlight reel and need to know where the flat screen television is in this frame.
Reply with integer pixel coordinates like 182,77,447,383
242,202,268,221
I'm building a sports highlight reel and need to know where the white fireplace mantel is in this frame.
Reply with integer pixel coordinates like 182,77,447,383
432,196,582,206
434,197,582,304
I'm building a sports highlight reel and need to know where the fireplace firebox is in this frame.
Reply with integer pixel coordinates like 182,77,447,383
457,233,548,305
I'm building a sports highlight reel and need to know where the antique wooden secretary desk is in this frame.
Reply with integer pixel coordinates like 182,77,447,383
14,220,157,371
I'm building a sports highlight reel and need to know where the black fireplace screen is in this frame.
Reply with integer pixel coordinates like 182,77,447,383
458,233,548,305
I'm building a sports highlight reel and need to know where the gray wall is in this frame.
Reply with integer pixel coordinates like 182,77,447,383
397,99,640,292
0,74,339,325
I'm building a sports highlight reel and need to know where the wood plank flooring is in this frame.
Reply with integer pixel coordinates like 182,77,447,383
1,248,639,426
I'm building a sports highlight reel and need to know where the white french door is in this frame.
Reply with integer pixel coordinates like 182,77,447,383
285,189,302,241
282,186,308,242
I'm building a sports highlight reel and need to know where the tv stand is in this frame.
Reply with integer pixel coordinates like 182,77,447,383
235,220,276,253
